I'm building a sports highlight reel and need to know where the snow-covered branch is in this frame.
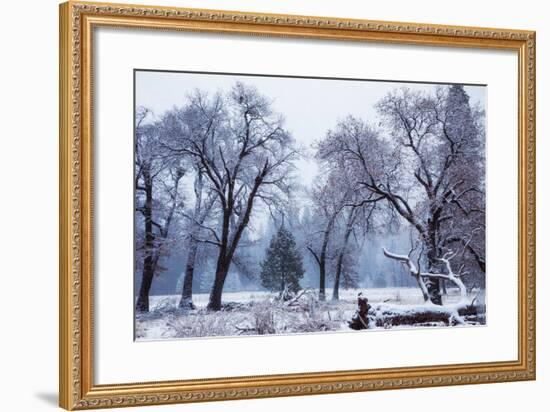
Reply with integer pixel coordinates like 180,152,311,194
382,247,430,302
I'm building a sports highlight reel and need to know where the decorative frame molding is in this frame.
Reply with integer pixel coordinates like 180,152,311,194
59,1,536,409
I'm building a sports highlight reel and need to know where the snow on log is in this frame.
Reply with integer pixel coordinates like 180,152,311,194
347,248,481,329
372,303,465,327
371,298,485,328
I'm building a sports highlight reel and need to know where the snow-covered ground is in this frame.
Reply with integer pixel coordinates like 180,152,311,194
135,287,484,341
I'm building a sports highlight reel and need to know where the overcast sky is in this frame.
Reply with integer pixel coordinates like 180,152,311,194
136,70,486,238
136,70,486,188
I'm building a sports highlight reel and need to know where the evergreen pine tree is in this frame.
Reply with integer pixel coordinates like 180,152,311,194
260,226,305,299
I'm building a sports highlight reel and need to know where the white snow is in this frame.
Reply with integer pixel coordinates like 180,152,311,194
135,287,484,341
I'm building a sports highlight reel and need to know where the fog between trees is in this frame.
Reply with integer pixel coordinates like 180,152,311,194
135,79,486,316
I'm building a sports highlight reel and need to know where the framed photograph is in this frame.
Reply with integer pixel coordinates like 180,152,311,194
59,1,536,409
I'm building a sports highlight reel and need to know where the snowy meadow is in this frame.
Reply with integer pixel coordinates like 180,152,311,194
136,288,485,340
134,70,487,340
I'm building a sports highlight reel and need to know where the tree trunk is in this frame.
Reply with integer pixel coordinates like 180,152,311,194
207,172,263,311
178,172,208,310
319,261,326,301
425,233,443,306
332,255,342,301
280,275,286,299
178,237,198,310
425,269,442,305
332,208,356,301
207,256,230,311
136,171,154,313
206,203,232,312
318,216,336,302
136,264,153,313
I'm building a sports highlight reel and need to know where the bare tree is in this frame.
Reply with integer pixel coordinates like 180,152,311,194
178,170,216,310
331,202,373,300
304,173,345,301
162,83,299,311
135,108,185,312
317,86,485,304
439,85,486,290
313,147,381,301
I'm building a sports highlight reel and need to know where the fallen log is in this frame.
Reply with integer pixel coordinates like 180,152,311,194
349,294,486,330
371,301,486,328
366,247,486,328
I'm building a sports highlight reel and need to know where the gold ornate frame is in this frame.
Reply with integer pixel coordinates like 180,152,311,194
59,1,536,410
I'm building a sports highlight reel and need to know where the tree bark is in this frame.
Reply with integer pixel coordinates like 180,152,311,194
425,233,443,306
178,173,212,310
136,170,154,313
207,255,231,311
136,263,153,313
318,214,337,301
425,270,442,305
332,208,357,301
332,255,343,301
206,200,233,311
207,175,263,311
371,305,462,327
178,237,198,310
318,263,326,301
369,299,484,328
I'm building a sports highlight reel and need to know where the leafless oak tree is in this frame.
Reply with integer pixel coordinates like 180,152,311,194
317,86,485,304
161,83,300,310
135,108,186,313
